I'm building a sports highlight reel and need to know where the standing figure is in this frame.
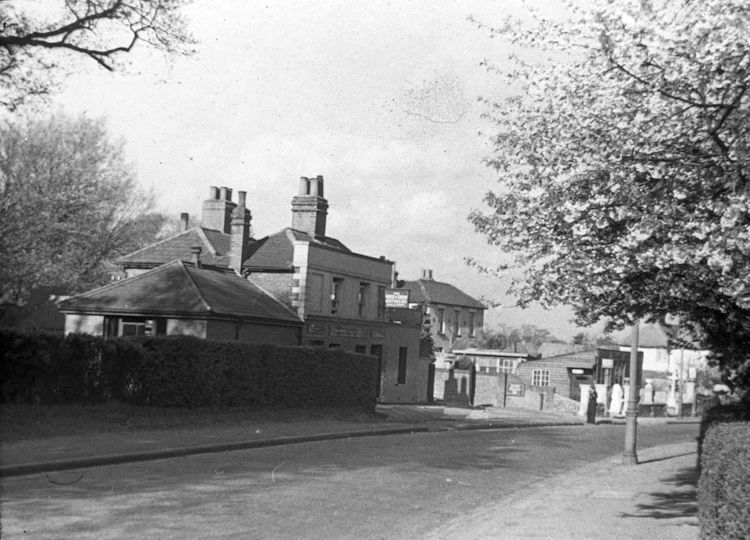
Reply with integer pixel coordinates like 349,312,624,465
587,384,598,424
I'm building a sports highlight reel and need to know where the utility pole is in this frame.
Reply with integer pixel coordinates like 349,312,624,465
623,322,639,465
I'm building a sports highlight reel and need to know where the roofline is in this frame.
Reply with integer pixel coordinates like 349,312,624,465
115,227,228,264
399,279,486,310
59,308,302,326
451,349,531,358
307,240,394,265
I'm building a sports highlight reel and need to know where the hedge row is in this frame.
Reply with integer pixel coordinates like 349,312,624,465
697,403,749,462
0,329,379,408
698,421,750,539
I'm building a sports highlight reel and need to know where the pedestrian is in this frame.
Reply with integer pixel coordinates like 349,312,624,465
587,384,598,424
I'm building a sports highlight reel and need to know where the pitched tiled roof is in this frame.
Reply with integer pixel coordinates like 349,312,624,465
59,260,300,323
242,228,350,270
398,279,485,310
116,227,234,268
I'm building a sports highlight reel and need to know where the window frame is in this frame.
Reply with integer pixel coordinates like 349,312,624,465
331,277,343,314
532,369,550,387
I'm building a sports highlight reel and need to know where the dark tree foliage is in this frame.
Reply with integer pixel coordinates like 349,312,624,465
0,114,169,303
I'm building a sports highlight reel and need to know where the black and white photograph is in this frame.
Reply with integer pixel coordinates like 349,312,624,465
1,1,748,538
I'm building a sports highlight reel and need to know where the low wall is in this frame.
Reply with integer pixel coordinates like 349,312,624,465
433,369,556,411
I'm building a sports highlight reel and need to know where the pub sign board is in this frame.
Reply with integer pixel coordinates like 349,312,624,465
385,289,410,309
507,382,525,397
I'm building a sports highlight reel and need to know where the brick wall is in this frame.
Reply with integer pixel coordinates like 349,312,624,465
248,273,294,308
206,319,300,345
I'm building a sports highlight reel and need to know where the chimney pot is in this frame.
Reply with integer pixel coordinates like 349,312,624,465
219,187,228,201
190,246,202,268
299,177,310,195
209,186,219,199
316,175,324,198
180,212,189,232
237,190,246,209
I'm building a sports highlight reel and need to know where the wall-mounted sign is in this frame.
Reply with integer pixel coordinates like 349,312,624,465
385,289,409,308
307,322,327,335
507,382,525,397
601,358,614,369
571,368,584,375
331,325,367,338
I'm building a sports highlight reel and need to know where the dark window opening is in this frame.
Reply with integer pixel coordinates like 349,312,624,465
397,347,408,384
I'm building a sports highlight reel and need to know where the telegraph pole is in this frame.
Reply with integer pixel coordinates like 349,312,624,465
623,321,639,465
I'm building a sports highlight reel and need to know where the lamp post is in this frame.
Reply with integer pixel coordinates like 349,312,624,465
623,321,639,465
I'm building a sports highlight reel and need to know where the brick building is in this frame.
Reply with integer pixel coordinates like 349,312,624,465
61,177,428,403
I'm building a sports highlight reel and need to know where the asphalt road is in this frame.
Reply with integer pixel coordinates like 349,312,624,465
1,423,698,539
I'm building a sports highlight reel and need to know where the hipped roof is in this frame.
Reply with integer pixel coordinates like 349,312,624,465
398,279,486,310
241,228,358,270
115,227,235,268
59,260,300,324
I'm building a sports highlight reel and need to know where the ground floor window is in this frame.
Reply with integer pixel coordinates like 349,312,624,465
355,345,367,354
397,347,408,384
532,369,550,387
104,316,166,337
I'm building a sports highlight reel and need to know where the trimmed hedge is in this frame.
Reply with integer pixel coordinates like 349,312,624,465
698,422,750,539
0,329,379,408
697,403,749,462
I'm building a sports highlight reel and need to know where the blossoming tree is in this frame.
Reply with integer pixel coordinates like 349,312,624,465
470,0,750,390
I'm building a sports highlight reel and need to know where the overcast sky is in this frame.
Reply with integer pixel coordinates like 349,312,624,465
40,0,605,340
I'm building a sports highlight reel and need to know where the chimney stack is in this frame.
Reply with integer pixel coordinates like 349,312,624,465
229,190,252,273
190,246,202,269
180,213,189,232
291,175,328,238
421,269,434,280
201,185,237,233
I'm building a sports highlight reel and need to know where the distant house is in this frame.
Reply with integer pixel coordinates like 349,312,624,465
395,269,486,354
60,259,302,344
612,324,708,376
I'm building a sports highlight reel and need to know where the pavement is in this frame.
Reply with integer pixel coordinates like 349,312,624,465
0,404,702,539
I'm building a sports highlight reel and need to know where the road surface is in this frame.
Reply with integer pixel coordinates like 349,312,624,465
1,423,698,539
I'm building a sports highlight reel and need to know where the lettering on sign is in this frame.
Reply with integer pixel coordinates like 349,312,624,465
601,358,614,369
307,322,327,335
507,383,525,397
384,289,409,308
330,325,367,338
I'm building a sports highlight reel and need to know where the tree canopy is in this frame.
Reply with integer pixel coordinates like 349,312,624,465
0,114,169,303
470,1,750,389
0,0,194,110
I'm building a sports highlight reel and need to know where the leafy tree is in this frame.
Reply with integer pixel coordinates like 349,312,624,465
0,114,168,303
470,1,750,391
0,0,195,110
475,324,555,352
572,332,615,348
